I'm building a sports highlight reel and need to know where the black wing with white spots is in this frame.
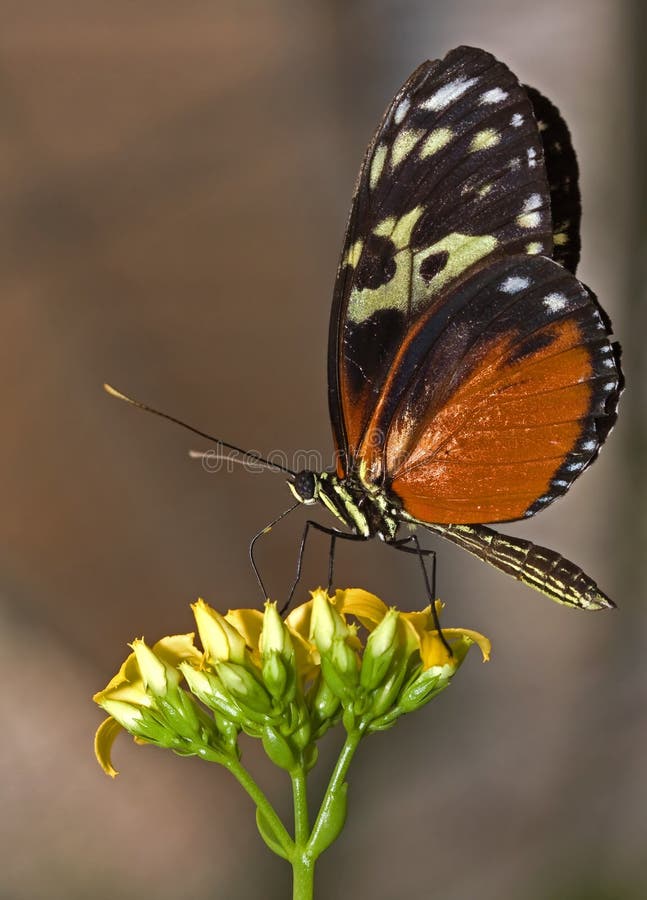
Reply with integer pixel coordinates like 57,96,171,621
328,46,556,474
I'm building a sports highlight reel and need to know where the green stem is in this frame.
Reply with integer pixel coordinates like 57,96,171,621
223,756,294,856
292,852,315,900
307,727,363,857
291,765,314,899
291,767,309,845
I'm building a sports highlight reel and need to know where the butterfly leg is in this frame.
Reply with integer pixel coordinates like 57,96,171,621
249,502,301,600
388,535,451,655
283,520,366,614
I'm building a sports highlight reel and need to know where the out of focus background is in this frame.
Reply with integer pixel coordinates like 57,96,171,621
2,1,645,898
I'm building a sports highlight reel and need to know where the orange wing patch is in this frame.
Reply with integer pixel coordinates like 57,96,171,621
389,320,594,523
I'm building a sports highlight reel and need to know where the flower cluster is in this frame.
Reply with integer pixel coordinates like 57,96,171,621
94,589,490,777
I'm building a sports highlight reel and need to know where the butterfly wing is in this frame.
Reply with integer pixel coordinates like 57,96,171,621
328,46,621,524
526,85,582,273
328,46,555,476
378,254,621,523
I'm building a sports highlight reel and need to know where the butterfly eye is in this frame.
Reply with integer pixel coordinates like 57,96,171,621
293,471,318,503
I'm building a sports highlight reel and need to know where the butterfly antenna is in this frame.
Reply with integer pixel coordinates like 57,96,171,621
103,383,296,476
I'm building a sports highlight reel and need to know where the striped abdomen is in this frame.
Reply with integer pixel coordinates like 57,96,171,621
424,522,614,611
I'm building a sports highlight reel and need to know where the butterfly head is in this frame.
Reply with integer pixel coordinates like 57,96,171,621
288,470,320,506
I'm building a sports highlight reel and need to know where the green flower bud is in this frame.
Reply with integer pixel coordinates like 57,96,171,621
310,675,340,722
180,662,244,724
360,609,400,690
310,590,350,653
398,665,451,712
261,725,297,772
290,716,312,751
320,656,358,704
261,601,293,659
217,661,272,715
262,652,288,700
367,652,409,719
330,637,359,682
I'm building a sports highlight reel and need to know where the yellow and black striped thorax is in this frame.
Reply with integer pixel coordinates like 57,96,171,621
288,470,399,541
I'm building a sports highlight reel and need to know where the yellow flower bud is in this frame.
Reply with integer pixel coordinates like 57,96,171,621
131,639,177,696
192,598,246,664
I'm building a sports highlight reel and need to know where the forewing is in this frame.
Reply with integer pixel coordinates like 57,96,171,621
526,85,581,273
328,46,553,475
374,255,622,524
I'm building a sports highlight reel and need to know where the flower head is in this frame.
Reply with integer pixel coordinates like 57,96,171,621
94,589,489,775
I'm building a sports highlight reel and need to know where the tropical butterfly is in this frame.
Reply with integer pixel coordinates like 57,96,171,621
107,46,622,613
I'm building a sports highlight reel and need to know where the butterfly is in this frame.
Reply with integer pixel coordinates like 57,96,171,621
280,45,622,611
107,45,622,613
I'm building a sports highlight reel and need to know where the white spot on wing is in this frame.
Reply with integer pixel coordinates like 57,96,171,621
394,97,411,124
480,87,508,104
543,292,568,312
553,479,569,488
566,461,584,471
582,440,597,450
511,112,523,127
523,193,543,212
527,147,538,168
499,274,532,294
602,358,615,368
422,76,479,111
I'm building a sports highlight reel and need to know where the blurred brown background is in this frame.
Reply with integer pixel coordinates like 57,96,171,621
2,1,645,898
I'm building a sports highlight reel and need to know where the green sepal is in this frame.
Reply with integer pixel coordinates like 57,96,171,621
261,725,297,772
255,807,291,861
365,711,401,732
262,652,288,700
217,662,273,714
399,671,448,712
367,651,409,719
213,712,240,753
307,783,348,858
157,689,201,739
310,674,341,723
290,716,312,751
360,609,399,690
320,657,357,704
303,743,318,772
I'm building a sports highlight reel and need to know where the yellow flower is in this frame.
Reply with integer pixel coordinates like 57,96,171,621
93,633,201,777
94,589,490,776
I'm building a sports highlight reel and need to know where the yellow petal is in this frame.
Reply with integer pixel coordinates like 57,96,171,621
333,589,388,631
285,597,314,641
226,608,264,654
131,639,169,695
97,651,140,696
192,599,246,663
153,633,202,668
94,717,124,777
420,628,491,668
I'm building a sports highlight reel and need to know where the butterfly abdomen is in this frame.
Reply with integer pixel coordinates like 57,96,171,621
425,522,613,610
